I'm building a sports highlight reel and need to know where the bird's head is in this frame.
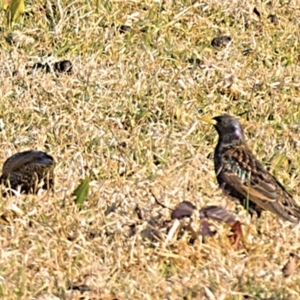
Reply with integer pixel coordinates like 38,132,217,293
200,114,245,145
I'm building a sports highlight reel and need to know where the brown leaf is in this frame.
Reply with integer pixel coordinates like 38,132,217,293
171,201,196,220
229,221,243,250
200,220,217,237
199,205,237,224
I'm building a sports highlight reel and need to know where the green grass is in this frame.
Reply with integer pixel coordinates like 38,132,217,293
0,0,300,299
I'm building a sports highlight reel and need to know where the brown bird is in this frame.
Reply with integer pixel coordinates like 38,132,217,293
200,114,300,223
0,150,55,194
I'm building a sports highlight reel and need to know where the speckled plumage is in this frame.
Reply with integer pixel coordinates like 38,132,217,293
202,114,300,223
0,150,55,194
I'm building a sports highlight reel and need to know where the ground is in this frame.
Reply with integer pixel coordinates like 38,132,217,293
0,0,300,299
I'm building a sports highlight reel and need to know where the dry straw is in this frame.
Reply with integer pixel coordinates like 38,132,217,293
0,0,300,299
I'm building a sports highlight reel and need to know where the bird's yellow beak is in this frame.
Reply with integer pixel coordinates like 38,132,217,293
199,116,217,125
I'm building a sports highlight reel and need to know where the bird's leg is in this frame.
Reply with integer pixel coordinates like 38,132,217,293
219,182,231,209
241,208,263,244
249,208,258,223
248,207,263,234
219,182,227,194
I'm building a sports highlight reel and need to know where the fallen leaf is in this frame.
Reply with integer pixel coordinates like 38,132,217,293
73,176,90,209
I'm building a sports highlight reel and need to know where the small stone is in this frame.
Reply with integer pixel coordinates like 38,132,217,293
53,60,73,74
211,36,232,48
268,14,279,25
118,25,131,34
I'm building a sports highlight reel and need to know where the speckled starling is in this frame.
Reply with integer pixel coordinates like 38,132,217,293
200,114,300,223
0,150,55,194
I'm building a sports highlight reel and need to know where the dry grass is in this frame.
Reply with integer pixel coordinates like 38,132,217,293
0,0,300,299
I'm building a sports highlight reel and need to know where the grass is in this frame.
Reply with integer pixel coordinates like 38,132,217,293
0,0,300,299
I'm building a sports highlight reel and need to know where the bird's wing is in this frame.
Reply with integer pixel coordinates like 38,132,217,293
220,145,300,221
220,145,277,203
270,176,300,221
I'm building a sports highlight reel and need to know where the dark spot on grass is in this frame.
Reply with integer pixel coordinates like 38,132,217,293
211,35,232,48
268,14,279,25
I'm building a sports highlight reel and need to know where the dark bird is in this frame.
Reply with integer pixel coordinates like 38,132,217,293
200,114,300,223
0,150,55,194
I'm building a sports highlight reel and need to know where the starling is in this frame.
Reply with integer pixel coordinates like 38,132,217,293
200,114,300,223
0,150,55,194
